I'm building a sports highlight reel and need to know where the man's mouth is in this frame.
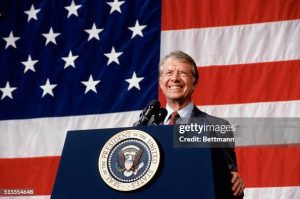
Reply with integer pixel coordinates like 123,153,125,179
168,85,183,90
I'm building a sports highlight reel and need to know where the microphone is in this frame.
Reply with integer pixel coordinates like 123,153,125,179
134,100,161,126
151,108,168,125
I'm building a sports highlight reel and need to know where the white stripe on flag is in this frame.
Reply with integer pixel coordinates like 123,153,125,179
0,111,140,158
161,20,300,66
199,100,300,118
1,187,299,199
1,100,300,158
0,196,50,199
244,186,300,199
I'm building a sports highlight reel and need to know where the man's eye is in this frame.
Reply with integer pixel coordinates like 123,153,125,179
165,71,173,75
179,71,188,76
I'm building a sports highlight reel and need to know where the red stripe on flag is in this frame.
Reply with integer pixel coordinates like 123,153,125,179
236,145,300,187
162,0,300,30
0,156,60,195
159,60,300,106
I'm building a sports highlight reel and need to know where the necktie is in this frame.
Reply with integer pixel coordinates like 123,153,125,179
169,111,180,125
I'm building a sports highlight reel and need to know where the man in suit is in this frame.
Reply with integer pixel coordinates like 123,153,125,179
159,50,245,198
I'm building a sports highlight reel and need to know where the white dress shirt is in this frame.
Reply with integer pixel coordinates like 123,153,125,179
164,102,194,124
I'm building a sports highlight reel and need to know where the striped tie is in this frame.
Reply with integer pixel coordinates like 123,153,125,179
169,111,180,125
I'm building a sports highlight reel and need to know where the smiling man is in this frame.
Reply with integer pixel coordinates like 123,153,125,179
159,51,245,198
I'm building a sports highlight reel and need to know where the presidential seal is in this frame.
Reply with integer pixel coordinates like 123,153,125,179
98,129,160,191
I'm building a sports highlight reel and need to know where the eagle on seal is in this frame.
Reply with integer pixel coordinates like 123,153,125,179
115,145,144,177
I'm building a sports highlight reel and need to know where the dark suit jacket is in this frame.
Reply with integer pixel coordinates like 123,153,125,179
189,106,237,171
189,106,241,199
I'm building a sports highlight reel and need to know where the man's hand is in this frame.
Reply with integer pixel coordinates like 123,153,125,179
231,171,245,197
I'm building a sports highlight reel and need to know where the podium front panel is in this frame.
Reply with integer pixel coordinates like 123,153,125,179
51,126,216,199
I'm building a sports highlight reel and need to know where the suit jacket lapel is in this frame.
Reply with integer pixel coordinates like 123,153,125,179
190,106,206,119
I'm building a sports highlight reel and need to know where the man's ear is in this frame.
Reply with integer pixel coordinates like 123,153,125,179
192,81,198,91
158,77,163,88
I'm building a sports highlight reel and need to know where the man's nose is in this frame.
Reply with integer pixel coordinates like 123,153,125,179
170,71,180,81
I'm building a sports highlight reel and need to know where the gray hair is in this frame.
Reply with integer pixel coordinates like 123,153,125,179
159,51,199,84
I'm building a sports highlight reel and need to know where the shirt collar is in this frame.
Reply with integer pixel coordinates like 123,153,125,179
164,102,194,124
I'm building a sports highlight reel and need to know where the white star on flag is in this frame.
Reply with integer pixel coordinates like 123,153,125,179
0,82,17,100
104,46,123,65
81,75,100,94
21,55,39,73
62,50,79,69
65,0,82,18
128,20,147,39
24,4,41,22
106,0,125,14
40,78,57,97
84,23,104,41
125,71,144,91
3,31,20,49
42,27,61,46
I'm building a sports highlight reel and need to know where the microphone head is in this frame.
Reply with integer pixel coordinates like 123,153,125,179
148,100,161,110
140,100,160,113
153,108,167,125
135,100,161,126
144,100,160,115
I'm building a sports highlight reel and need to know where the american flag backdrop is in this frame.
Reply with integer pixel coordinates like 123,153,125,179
0,0,300,198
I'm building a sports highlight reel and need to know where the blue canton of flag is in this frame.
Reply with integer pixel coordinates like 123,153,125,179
0,0,161,120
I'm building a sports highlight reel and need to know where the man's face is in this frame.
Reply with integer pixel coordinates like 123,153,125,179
159,57,197,103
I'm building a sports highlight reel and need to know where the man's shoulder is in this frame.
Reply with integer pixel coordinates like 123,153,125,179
191,106,230,125
206,113,230,125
